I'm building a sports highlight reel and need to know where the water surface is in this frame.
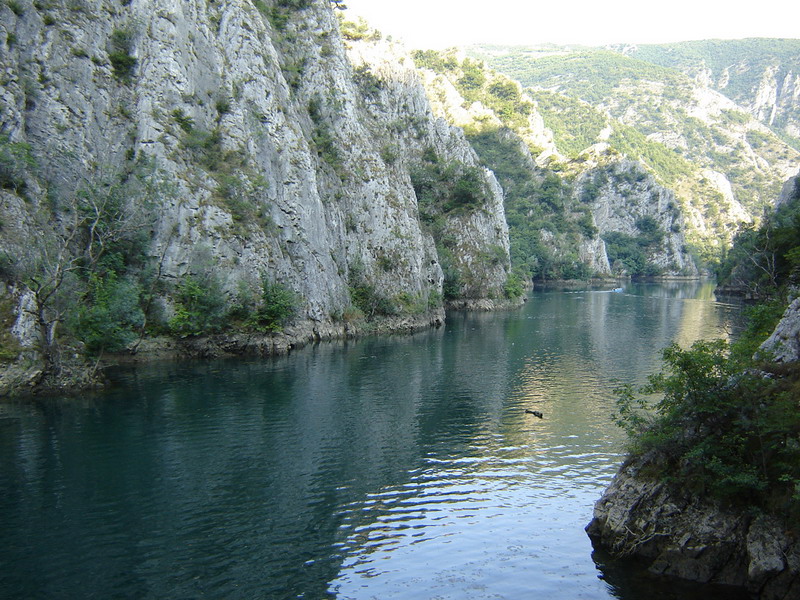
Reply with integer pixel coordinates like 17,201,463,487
0,282,747,599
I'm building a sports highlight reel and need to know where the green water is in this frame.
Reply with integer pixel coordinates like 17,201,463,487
0,283,749,599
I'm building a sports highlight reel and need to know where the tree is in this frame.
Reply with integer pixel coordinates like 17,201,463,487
8,161,163,376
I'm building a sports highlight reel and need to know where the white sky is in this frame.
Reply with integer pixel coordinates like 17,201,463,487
341,0,800,48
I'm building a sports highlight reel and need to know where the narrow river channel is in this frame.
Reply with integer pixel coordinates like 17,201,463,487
0,282,748,599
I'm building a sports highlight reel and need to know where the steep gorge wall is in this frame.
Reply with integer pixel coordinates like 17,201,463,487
413,54,698,278
0,0,512,368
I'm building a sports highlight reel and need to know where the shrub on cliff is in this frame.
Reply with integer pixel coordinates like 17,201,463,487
615,337,800,516
248,280,299,333
168,274,228,337
70,272,144,356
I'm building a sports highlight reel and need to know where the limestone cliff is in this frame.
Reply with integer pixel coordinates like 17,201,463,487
411,49,698,280
0,0,513,386
577,159,697,276
586,455,800,599
586,297,800,599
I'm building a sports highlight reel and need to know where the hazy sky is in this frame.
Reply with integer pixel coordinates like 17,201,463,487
341,0,800,48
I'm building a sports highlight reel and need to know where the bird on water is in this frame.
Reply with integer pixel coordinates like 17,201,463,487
525,409,543,419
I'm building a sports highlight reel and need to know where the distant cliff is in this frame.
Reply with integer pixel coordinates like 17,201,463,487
0,0,515,393
413,49,698,279
621,39,800,145
468,44,800,263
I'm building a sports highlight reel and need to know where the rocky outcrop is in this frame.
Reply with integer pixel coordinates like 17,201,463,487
588,297,800,598
760,296,800,363
578,160,698,276
0,0,515,385
586,456,800,599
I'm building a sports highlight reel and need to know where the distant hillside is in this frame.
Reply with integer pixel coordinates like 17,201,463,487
413,49,698,280
468,43,800,260
619,38,800,146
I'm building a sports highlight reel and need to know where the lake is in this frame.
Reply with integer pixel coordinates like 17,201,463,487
0,282,748,599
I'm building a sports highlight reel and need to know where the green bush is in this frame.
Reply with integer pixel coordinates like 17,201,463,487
503,271,525,299
168,274,228,337
248,280,298,332
71,272,144,355
108,27,137,81
615,338,800,514
0,296,21,363
0,135,35,192
411,150,488,218
349,282,396,318
603,231,662,276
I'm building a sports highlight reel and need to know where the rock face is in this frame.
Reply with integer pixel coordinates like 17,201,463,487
413,52,698,278
578,160,698,276
586,457,800,599
589,298,800,598
760,297,800,363
0,0,513,367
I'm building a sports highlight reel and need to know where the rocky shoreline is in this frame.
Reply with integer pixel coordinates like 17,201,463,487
587,295,800,600
586,456,800,599
0,296,526,398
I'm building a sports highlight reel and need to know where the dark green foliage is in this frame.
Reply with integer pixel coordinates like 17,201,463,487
615,339,800,515
248,279,298,332
349,282,395,318
503,271,525,299
451,166,486,208
353,64,383,98
215,98,231,116
182,127,223,170
70,272,144,356
380,143,399,165
168,274,228,337
6,0,23,15
307,97,341,170
603,231,662,277
348,262,396,318
717,192,800,295
0,296,22,362
410,149,488,218
437,246,463,300
0,135,36,193
108,27,137,81
635,215,664,246
172,109,195,133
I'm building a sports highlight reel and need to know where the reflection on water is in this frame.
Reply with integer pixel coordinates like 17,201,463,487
0,282,745,599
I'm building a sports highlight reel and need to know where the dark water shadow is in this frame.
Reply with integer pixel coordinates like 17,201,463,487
591,545,753,600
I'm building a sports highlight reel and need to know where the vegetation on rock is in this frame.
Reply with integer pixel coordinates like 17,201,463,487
614,180,800,520
469,43,800,266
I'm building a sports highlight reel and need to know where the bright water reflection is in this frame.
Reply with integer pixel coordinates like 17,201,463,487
0,282,746,599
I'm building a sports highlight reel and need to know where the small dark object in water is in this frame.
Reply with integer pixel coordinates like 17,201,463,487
525,409,543,419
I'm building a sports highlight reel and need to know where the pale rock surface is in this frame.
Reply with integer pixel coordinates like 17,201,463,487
580,161,698,276
587,457,800,599
0,0,514,365
759,296,800,363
